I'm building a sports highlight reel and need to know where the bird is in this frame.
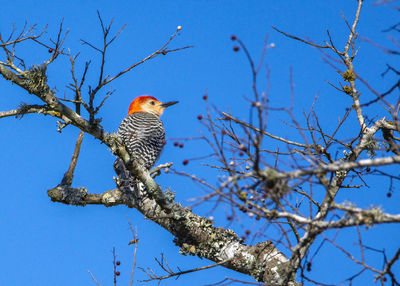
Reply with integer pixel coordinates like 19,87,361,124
115,95,178,179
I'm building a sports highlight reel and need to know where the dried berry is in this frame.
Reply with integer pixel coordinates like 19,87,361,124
306,262,312,272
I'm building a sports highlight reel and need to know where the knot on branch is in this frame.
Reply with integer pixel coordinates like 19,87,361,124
47,185,88,206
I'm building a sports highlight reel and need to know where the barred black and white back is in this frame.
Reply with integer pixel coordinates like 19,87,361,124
117,111,165,169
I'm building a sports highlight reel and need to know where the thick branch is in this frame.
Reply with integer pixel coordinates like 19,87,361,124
47,183,293,284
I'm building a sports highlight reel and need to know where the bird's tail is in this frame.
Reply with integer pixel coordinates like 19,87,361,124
113,158,146,195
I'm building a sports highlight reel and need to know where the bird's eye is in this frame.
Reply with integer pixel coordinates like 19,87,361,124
150,101,155,105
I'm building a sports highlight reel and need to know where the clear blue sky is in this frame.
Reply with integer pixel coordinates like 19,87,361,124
0,1,398,285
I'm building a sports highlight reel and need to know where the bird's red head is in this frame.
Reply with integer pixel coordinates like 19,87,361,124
127,95,178,116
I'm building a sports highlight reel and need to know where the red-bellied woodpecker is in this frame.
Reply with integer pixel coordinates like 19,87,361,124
117,95,178,171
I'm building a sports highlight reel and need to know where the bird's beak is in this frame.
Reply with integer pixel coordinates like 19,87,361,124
160,101,179,108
